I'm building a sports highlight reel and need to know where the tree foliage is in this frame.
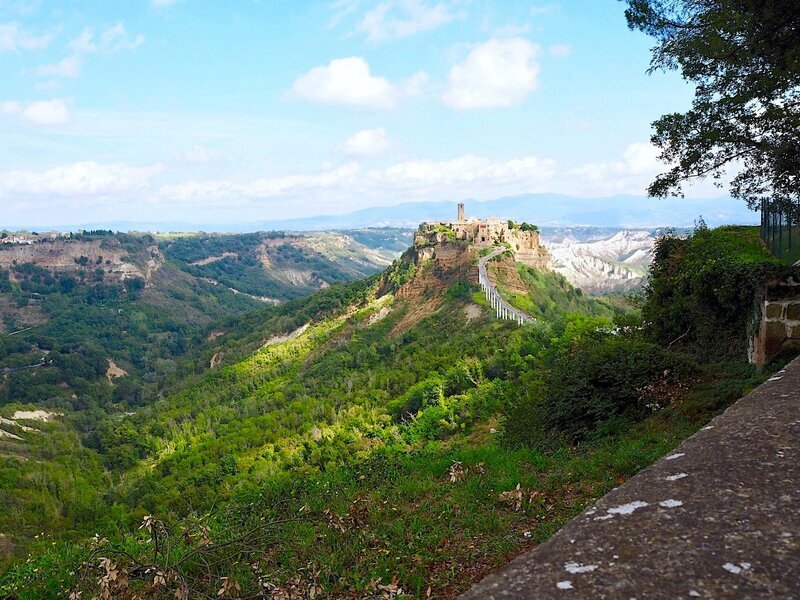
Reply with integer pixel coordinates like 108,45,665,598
625,0,800,210
643,225,789,358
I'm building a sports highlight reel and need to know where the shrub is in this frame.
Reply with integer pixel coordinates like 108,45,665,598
387,376,443,419
505,330,696,445
643,226,792,360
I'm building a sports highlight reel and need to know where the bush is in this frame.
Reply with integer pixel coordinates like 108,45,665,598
505,330,696,445
388,376,443,419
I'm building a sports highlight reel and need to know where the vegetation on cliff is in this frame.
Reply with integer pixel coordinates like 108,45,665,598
643,224,792,359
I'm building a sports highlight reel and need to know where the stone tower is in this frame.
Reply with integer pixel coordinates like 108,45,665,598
457,202,465,222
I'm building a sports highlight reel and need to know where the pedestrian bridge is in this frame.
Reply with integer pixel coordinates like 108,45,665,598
478,247,535,326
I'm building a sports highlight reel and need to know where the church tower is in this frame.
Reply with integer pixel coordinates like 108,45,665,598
457,202,465,222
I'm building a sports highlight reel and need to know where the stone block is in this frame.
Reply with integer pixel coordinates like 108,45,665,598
787,302,800,321
765,302,784,320
789,325,800,340
765,320,788,341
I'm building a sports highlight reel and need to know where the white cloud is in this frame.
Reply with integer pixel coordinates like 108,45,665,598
155,154,557,206
0,2,43,17
358,0,458,42
341,127,392,157
404,70,429,95
0,143,732,225
0,22,53,51
149,143,699,211
151,0,182,7
33,23,143,82
68,22,144,54
442,38,541,110
380,155,556,193
0,161,164,197
291,56,424,109
34,78,62,91
327,0,361,29
491,22,531,38
548,44,572,58
157,163,364,205
100,23,144,51
1,98,71,125
566,143,663,196
67,28,94,53
35,55,82,78
0,100,20,113
530,4,558,16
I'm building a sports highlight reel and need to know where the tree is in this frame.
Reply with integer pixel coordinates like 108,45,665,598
625,0,800,211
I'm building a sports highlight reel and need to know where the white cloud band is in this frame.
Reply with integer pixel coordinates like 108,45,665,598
2,98,72,125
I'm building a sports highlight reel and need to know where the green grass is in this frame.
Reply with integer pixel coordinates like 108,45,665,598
0,419,689,599
644,224,796,360
700,225,781,264
472,290,491,308
490,262,616,322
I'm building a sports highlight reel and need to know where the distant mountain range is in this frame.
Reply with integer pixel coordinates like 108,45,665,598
5,193,759,233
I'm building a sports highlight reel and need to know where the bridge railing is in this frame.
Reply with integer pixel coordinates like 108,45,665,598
477,248,536,326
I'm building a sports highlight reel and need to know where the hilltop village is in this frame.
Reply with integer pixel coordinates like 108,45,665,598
417,203,552,270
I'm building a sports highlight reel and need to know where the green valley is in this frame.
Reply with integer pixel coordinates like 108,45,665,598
0,228,410,570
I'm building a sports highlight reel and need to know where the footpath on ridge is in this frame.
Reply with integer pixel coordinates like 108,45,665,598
462,355,800,599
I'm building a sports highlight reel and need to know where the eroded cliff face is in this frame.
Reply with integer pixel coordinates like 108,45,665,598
543,230,654,294
391,241,477,301
373,239,478,336
488,254,529,295
0,239,156,282
507,230,551,271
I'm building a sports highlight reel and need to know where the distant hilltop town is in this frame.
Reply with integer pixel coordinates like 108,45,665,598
1,231,68,245
417,203,550,269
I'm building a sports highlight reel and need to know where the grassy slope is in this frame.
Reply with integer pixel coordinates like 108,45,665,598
2,330,766,598
644,225,792,361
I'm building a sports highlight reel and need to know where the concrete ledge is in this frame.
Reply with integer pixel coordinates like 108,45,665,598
462,357,800,599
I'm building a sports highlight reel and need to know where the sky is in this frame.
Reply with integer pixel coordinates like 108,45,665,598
0,0,741,227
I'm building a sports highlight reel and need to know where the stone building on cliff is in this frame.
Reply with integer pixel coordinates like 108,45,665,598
418,203,550,270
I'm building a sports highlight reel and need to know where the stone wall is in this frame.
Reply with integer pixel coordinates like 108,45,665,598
750,276,800,366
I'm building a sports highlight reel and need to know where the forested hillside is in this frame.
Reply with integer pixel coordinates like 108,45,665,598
0,228,410,570
0,229,410,405
1,226,785,599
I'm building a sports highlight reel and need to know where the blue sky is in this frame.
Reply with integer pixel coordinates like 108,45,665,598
0,0,734,226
